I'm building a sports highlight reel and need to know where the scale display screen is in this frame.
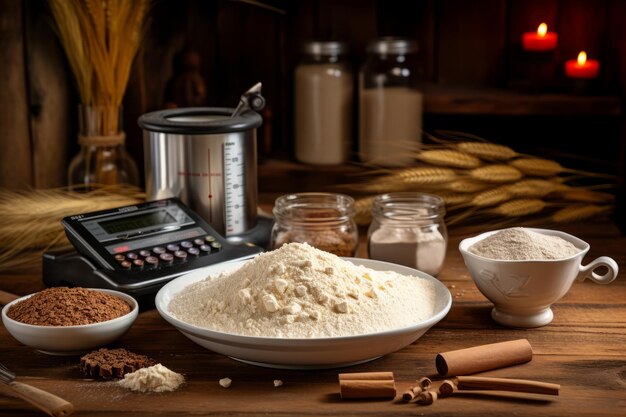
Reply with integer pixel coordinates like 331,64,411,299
98,210,176,234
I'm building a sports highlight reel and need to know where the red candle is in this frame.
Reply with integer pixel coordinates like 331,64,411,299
522,23,558,51
565,51,600,79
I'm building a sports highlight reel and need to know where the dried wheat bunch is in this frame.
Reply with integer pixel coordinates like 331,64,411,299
0,185,144,269
48,0,149,129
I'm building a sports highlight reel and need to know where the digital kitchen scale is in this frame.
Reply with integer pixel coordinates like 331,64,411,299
43,198,263,300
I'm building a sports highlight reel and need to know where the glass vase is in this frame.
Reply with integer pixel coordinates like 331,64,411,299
68,105,139,188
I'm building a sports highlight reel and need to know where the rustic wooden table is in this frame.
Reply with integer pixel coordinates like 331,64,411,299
1,220,625,416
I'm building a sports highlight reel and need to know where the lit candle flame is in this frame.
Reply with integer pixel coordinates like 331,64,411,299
537,23,548,37
577,51,587,65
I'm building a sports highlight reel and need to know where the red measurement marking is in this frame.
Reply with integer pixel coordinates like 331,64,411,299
114,246,130,253
207,149,213,223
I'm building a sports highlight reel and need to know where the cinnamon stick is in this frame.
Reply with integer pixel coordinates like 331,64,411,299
338,372,394,381
339,379,397,399
436,339,533,377
416,390,438,405
438,380,457,397
401,386,422,401
455,376,560,396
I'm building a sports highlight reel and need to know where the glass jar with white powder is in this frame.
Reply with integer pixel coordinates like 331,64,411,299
367,193,447,276
359,38,422,167
271,193,358,257
294,41,353,165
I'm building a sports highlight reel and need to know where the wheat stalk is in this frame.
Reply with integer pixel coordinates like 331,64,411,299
48,0,149,131
555,188,615,204
357,167,456,192
456,142,518,161
510,157,617,180
354,196,374,226
416,149,481,169
437,192,474,206
442,179,490,193
491,198,547,217
505,179,567,197
470,187,513,207
0,186,144,269
551,205,612,223
469,165,523,183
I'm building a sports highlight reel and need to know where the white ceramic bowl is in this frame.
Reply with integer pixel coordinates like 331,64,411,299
156,258,451,369
460,228,618,328
2,288,138,355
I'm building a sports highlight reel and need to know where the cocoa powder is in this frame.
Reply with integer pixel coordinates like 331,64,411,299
7,287,131,326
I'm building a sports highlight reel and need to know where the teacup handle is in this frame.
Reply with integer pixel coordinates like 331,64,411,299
577,256,619,284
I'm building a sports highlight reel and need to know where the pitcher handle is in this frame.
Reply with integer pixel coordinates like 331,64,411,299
577,256,619,284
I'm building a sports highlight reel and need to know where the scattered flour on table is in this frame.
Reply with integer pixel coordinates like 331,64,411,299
468,228,580,260
168,242,438,338
117,364,184,393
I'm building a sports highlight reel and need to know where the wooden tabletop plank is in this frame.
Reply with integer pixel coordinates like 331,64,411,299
1,220,625,416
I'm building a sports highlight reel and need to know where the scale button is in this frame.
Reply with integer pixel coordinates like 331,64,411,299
114,254,126,262
159,253,174,262
180,241,194,249
153,246,166,254
199,244,212,252
204,235,216,242
174,250,187,259
167,244,180,252
139,250,152,257
145,256,159,265
126,252,138,260
210,242,222,250
193,239,205,246
133,259,145,268
187,247,200,256
120,260,132,269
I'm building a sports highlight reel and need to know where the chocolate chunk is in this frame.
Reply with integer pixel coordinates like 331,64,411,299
80,348,156,379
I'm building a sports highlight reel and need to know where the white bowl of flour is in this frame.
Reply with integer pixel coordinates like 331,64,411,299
460,227,618,328
155,243,451,369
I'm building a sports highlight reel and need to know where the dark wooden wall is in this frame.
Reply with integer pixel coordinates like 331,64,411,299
1,0,625,189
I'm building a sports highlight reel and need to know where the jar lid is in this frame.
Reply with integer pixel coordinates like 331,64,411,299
273,193,355,225
138,107,262,134
302,41,348,56
372,192,445,223
366,37,418,55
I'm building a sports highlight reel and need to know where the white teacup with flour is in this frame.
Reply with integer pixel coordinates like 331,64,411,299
459,227,618,328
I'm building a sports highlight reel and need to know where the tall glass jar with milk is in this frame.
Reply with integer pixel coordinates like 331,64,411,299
359,38,422,167
294,41,353,165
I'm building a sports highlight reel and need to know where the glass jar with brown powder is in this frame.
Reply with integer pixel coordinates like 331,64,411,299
271,193,358,257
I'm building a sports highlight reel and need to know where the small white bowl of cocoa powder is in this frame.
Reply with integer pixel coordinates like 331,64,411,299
1,287,138,355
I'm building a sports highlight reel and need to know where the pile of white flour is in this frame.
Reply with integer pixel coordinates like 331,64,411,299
168,242,438,338
118,364,184,393
469,228,580,260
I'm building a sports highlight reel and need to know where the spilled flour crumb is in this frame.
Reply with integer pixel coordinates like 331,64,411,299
469,228,580,260
118,364,184,393
168,242,438,338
